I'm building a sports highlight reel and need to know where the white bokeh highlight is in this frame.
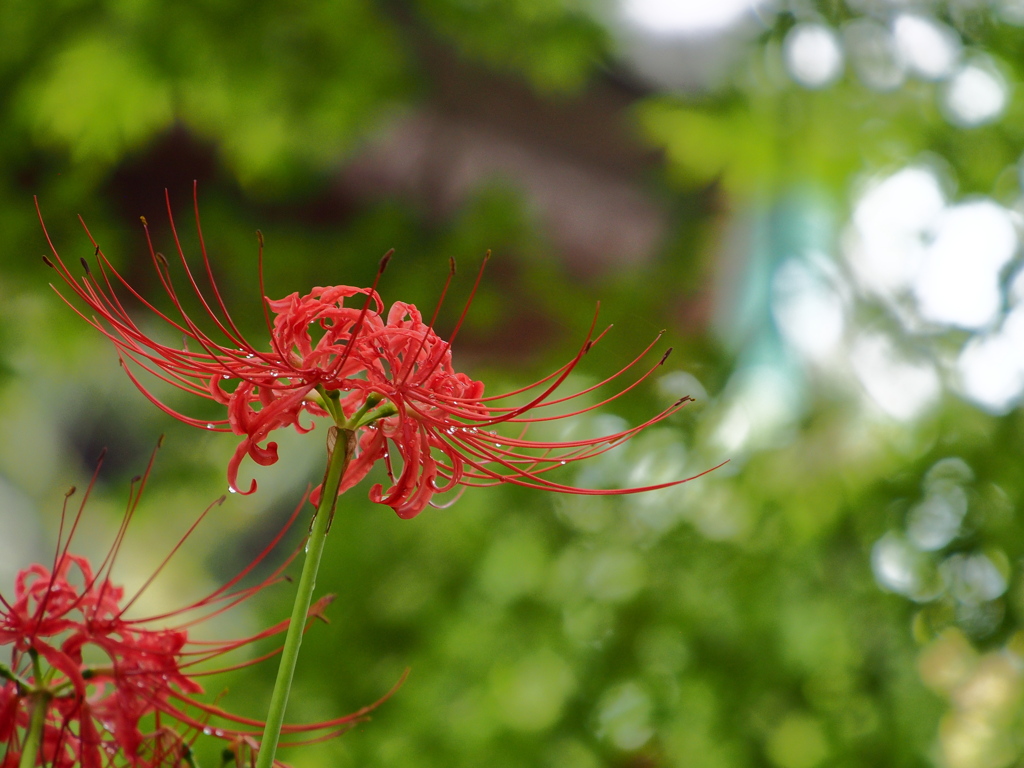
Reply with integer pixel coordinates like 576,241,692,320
620,0,767,36
845,163,1024,415
784,24,844,88
848,166,946,296
943,62,1008,127
851,332,941,420
772,255,846,362
913,200,1018,329
712,365,797,453
892,14,961,80
956,302,1024,413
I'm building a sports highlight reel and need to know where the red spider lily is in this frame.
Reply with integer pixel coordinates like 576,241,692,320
0,449,398,767
38,187,716,520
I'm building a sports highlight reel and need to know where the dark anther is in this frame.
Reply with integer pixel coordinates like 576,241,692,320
379,248,395,272
80,257,91,275
659,348,673,365
140,216,148,227
256,230,264,246
42,255,54,268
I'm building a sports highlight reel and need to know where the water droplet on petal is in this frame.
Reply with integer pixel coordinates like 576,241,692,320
203,727,213,736
228,487,237,494
206,423,215,429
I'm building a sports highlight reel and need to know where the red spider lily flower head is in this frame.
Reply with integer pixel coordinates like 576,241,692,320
0,448,398,767
38,186,717,520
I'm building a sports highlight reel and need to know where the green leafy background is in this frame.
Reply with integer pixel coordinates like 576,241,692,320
3,2,1024,767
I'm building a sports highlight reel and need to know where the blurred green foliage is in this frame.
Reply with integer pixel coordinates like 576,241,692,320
5,2,1024,768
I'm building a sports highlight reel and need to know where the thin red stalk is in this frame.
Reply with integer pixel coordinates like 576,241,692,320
116,359,231,429
134,508,306,629
329,249,393,376
396,257,457,388
445,251,489,350
117,496,225,618
163,190,254,355
190,183,257,352
29,455,107,641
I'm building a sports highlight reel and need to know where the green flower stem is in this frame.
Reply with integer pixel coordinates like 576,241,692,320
18,693,49,768
0,662,31,693
255,426,354,768
18,653,50,768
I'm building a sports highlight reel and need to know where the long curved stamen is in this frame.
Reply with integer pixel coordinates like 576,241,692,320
3,471,399,765
29,453,107,642
447,251,489,350
190,183,264,360
397,256,457,388
41,194,711,521
330,249,393,378
165,189,257,358
258,228,287,363
414,253,490,387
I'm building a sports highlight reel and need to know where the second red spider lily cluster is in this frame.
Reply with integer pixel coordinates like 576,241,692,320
39,187,708,519
0,451,387,768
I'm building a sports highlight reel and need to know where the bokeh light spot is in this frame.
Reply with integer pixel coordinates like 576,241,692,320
848,166,945,296
851,333,940,420
892,14,961,80
784,24,844,89
596,682,654,750
620,0,766,36
956,304,1024,412
871,532,944,602
942,553,1007,605
913,200,1017,329
943,63,1008,127
772,256,846,361
907,483,968,551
